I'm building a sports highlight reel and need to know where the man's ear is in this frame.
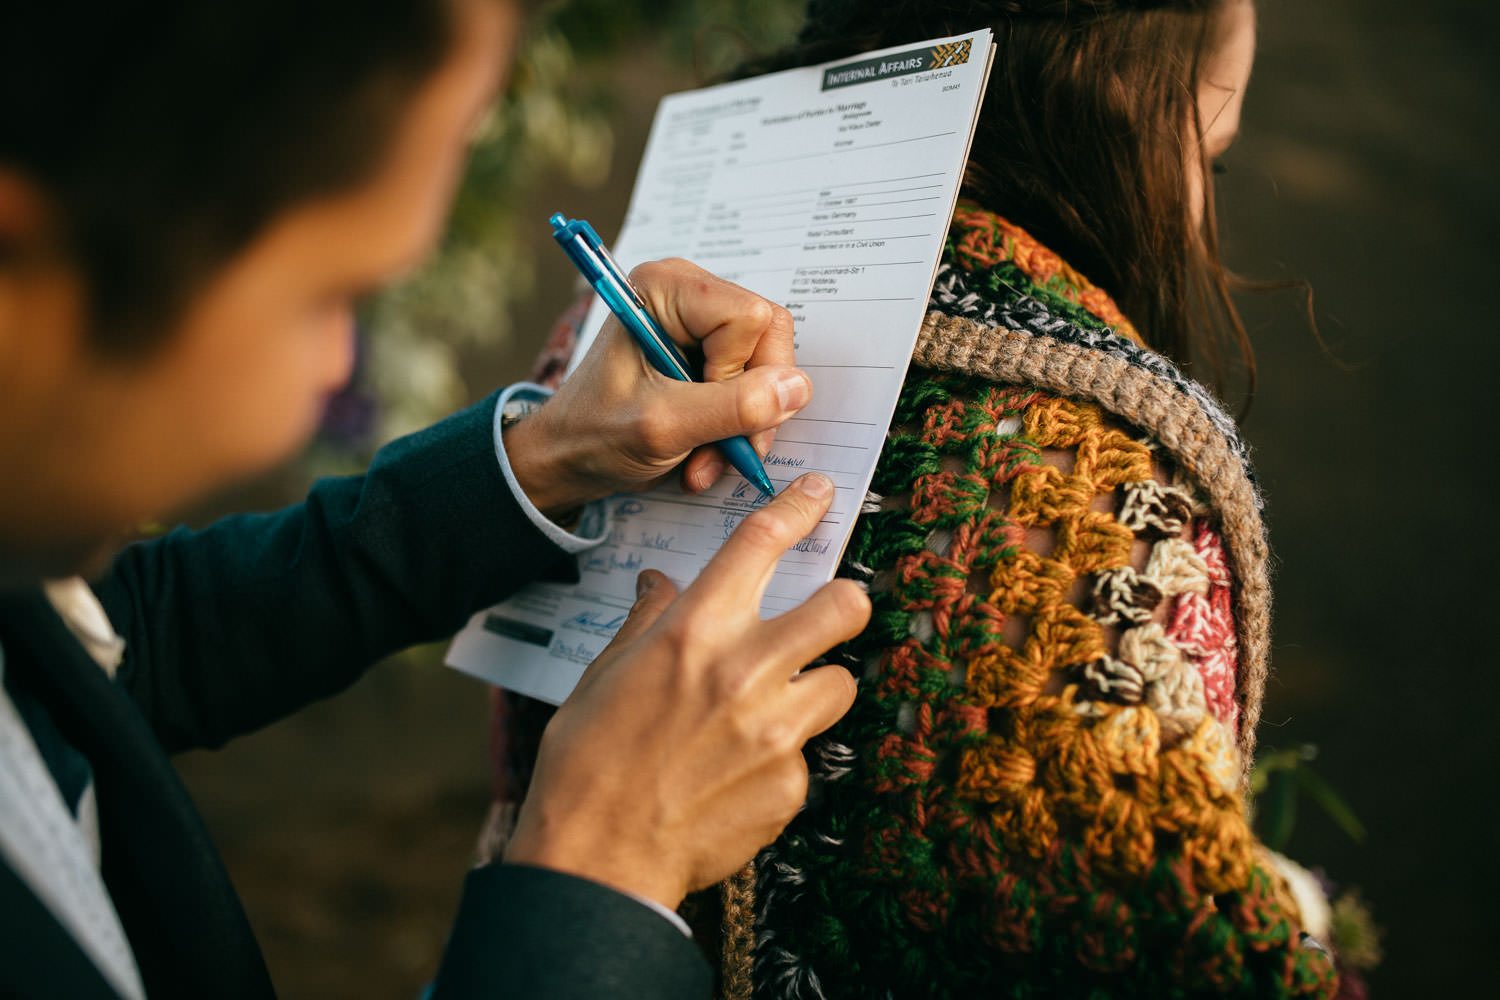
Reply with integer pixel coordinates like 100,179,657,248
0,168,66,363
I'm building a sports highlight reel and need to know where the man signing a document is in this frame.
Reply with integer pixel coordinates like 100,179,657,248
0,0,869,996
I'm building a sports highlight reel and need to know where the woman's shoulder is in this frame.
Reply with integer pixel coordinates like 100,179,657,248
908,208,1270,772
737,216,1332,999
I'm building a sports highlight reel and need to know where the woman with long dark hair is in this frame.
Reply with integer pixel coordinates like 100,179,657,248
728,2,1336,996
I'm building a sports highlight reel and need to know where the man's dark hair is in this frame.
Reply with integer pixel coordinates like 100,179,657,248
0,0,464,356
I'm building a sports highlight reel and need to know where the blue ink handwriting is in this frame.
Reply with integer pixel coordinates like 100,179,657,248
639,531,676,550
565,611,629,632
583,550,644,574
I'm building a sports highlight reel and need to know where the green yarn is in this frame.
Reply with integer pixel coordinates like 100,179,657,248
871,436,941,496
752,263,1336,996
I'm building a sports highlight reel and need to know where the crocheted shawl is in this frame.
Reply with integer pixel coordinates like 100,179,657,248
726,205,1336,1000
488,205,1337,999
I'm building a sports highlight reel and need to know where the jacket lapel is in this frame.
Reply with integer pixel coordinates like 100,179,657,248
0,590,275,999
0,858,123,998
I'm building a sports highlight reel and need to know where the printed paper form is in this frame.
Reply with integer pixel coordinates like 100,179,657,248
447,31,994,704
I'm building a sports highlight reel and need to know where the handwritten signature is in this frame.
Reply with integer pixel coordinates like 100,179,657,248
583,550,644,574
550,640,597,665
764,454,807,468
730,481,775,504
565,611,628,632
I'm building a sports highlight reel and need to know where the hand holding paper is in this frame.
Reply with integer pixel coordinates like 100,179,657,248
502,257,808,514
451,28,993,704
503,473,869,910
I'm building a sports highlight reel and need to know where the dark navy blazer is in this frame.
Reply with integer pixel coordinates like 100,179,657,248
0,393,709,999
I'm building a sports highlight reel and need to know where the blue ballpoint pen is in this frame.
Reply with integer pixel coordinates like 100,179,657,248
549,213,777,498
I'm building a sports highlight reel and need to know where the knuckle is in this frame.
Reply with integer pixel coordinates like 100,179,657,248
647,611,699,673
632,398,679,455
635,257,700,296
741,295,775,329
737,377,780,430
628,258,670,287
710,657,758,706
772,490,821,530
661,611,707,660
736,505,795,550
768,302,795,334
758,717,802,757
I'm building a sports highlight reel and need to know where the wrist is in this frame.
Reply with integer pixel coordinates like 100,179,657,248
502,403,592,520
503,814,687,912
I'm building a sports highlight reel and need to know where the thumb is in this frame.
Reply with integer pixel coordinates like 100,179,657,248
598,569,678,657
653,366,811,455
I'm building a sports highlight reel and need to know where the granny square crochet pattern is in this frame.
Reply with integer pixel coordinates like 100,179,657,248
485,205,1338,999
740,207,1336,999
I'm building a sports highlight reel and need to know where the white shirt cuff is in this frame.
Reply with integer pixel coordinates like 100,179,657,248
493,383,609,554
624,890,695,938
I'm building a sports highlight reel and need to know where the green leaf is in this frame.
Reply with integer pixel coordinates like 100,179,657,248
1248,744,1313,795
1262,770,1298,852
1293,764,1367,843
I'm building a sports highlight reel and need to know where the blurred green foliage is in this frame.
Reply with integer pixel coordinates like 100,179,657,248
338,0,804,453
1250,743,1382,978
1250,743,1367,852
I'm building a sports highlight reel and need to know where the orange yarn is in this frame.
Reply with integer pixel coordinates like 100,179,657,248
950,202,1143,341
750,210,1333,998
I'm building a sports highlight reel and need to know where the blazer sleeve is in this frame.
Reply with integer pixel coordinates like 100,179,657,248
430,864,711,1000
94,391,576,754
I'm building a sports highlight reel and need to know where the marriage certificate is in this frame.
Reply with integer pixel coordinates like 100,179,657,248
447,30,994,703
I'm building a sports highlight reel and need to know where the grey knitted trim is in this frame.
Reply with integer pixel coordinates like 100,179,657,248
912,311,1271,782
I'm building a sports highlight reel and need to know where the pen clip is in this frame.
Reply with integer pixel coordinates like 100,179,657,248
577,223,647,311
550,213,696,380
555,216,653,313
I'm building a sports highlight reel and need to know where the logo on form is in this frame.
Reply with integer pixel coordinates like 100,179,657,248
928,39,972,68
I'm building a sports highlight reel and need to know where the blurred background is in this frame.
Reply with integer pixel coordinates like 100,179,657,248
173,0,1499,994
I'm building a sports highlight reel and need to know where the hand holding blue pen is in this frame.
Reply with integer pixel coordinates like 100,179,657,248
550,213,778,498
